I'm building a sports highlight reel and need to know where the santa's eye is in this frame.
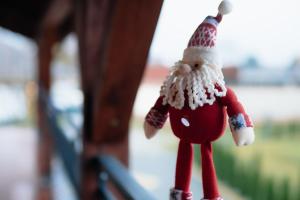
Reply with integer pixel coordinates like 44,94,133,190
194,63,199,68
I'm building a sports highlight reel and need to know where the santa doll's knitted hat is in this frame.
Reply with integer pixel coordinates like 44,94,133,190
183,0,232,67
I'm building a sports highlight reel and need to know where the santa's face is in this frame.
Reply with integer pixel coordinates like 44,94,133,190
160,58,227,110
183,55,204,66
176,58,205,76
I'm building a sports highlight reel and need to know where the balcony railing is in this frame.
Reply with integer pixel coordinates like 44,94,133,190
43,92,155,200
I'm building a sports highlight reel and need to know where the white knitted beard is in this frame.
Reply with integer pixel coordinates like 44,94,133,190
160,62,227,110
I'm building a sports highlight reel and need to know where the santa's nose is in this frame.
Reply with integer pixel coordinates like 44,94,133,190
178,64,191,75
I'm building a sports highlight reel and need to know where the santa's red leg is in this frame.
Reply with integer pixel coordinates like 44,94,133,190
175,140,193,191
201,142,220,199
171,140,193,199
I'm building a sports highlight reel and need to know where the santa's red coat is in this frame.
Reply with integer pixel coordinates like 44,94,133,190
145,87,253,144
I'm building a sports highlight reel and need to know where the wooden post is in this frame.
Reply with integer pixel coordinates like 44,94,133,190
75,1,116,199
36,27,56,200
36,1,72,199
75,0,163,199
92,0,164,144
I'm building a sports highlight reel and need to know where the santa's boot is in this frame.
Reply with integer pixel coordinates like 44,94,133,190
201,197,223,200
170,188,192,200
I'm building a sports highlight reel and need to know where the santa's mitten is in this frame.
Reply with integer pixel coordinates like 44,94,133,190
144,108,168,139
170,188,192,200
229,113,255,146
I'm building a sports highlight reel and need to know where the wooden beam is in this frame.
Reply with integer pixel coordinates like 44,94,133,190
75,1,117,199
42,0,72,29
0,0,73,39
75,0,116,141
37,0,72,89
92,0,163,143
76,0,163,143
0,0,52,38
36,1,72,199
36,27,56,200
75,1,163,199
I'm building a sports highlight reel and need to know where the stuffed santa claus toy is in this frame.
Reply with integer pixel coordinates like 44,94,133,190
144,1,255,200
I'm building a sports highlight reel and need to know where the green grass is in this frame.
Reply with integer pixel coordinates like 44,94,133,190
213,122,300,199
217,125,300,185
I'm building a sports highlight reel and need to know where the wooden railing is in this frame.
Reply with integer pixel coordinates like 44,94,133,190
42,92,155,200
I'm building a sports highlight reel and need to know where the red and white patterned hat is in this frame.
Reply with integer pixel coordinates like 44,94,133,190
183,0,232,67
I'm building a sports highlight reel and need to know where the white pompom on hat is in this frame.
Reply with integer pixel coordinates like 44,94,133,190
218,0,233,15
183,1,233,67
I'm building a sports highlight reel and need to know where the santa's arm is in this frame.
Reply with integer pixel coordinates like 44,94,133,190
220,88,255,146
144,96,169,139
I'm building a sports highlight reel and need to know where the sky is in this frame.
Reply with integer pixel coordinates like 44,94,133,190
149,0,300,68
1,0,300,69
